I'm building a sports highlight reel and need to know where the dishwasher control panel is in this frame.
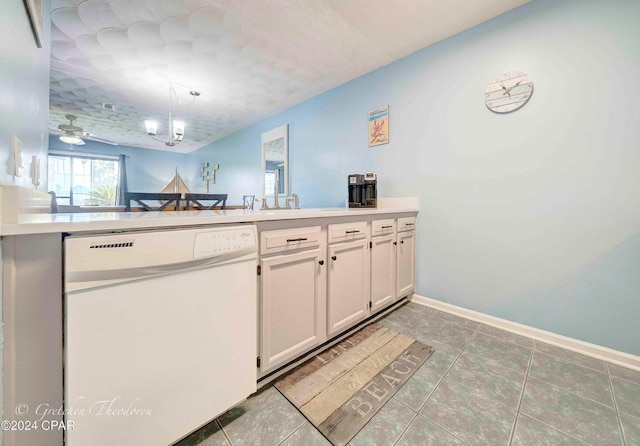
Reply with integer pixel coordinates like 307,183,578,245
193,226,257,259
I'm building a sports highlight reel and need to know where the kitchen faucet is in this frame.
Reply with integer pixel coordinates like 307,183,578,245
255,197,272,210
273,169,281,208
257,192,300,210
273,189,282,209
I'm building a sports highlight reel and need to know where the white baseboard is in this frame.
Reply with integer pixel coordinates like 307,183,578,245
410,294,640,372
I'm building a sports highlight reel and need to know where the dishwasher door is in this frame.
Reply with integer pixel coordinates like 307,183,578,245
64,225,257,446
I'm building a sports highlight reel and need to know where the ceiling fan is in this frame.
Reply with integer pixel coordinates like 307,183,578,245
56,114,118,146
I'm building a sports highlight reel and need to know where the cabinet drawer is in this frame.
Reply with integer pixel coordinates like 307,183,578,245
371,219,395,237
397,216,416,232
260,226,322,255
327,221,367,244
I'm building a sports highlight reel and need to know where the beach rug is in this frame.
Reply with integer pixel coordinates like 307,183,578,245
274,323,434,446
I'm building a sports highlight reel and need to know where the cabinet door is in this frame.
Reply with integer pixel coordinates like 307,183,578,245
327,239,370,336
370,233,396,312
260,248,326,374
396,230,416,298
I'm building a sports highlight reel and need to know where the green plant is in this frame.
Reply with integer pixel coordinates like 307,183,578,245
86,185,117,206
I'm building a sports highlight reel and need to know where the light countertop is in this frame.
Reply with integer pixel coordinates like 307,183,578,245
1,207,418,236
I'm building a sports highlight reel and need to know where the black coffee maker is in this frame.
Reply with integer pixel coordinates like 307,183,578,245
348,172,377,208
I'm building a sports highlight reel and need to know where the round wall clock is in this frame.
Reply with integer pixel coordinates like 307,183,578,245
485,71,533,113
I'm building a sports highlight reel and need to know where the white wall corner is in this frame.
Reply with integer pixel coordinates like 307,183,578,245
410,294,640,372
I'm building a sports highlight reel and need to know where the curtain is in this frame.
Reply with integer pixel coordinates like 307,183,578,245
117,154,128,206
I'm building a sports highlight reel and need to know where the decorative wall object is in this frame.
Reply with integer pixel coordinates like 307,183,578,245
369,105,389,146
484,71,534,113
261,124,289,196
201,162,220,193
23,0,44,48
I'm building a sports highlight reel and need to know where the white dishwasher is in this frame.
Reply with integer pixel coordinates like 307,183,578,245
64,225,257,446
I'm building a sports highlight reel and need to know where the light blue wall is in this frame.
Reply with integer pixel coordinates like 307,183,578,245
189,0,640,355
49,136,190,192
185,117,279,203
0,0,51,187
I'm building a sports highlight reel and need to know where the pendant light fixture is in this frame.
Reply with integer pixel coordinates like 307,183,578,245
145,82,200,147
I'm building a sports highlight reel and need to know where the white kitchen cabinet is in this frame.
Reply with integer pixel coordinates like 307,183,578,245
260,225,322,256
256,213,416,380
327,238,370,337
396,229,416,298
397,216,417,233
370,219,396,312
259,247,326,374
371,233,397,311
327,221,367,243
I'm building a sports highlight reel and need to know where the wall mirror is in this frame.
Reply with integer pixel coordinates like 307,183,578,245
261,124,288,196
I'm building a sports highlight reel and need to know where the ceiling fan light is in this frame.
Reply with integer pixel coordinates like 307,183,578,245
60,134,83,145
145,120,158,136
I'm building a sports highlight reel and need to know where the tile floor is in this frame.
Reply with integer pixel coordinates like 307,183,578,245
176,302,640,446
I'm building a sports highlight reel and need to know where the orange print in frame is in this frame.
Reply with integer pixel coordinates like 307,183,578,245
368,105,389,146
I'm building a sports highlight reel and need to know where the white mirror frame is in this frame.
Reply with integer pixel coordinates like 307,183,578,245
261,124,289,197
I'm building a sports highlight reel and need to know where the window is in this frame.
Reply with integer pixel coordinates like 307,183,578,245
47,154,120,206
264,170,276,196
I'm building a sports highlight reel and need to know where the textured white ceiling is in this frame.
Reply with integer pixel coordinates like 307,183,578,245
49,0,531,153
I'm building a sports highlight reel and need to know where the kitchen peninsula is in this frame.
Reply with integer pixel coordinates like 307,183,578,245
2,195,418,446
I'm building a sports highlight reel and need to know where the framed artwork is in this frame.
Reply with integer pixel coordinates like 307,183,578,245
24,0,44,48
368,105,389,146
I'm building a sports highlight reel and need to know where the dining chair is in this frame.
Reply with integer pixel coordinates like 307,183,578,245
124,192,181,211
184,193,228,210
242,195,255,210
48,191,59,213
